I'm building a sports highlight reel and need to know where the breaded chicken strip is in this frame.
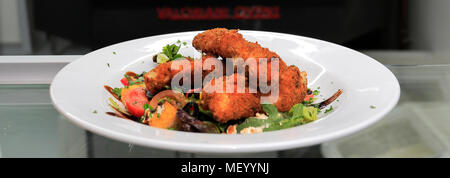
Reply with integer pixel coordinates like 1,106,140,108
194,28,308,113
275,66,308,112
193,28,285,63
192,28,288,81
144,55,222,94
200,74,262,123
192,28,307,112
257,66,307,112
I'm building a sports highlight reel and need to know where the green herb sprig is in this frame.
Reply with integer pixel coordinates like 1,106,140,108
162,44,184,61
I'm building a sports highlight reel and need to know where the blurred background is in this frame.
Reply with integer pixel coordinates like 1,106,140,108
1,0,450,158
1,0,408,55
1,0,448,62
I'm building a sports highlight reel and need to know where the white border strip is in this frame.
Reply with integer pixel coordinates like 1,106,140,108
0,55,80,84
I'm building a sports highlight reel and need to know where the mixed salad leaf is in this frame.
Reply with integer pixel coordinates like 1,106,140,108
112,88,122,99
235,103,319,133
106,70,329,134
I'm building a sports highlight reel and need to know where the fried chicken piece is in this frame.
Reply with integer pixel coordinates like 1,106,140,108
144,61,180,95
193,28,285,62
257,66,307,112
192,28,288,82
275,66,308,112
144,55,222,94
200,74,262,123
194,28,308,113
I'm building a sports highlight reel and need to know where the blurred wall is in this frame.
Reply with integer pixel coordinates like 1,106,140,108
409,0,450,61
33,0,401,50
0,0,21,44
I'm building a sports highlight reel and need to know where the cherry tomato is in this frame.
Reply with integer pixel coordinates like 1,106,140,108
120,77,129,86
122,87,148,118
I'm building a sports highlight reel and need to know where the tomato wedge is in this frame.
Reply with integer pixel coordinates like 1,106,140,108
120,77,129,86
121,85,148,118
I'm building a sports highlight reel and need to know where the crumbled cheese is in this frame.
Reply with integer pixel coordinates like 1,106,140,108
255,113,268,120
156,105,165,115
240,127,264,134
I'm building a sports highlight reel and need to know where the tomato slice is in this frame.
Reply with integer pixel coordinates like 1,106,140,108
120,77,129,86
122,86,148,118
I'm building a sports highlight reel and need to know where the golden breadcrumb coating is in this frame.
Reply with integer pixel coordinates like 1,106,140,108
144,55,221,94
275,66,308,112
193,28,307,112
145,28,309,123
200,74,262,123
192,28,288,82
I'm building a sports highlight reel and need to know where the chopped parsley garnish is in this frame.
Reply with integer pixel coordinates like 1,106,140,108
93,110,98,114
370,105,376,109
324,106,334,113
144,103,153,111
107,63,110,67
176,40,187,46
113,52,116,55
128,76,145,86
144,103,150,110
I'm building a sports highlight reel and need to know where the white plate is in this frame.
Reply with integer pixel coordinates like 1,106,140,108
50,30,400,153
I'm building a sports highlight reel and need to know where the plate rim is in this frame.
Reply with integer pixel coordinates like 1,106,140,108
50,30,401,153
